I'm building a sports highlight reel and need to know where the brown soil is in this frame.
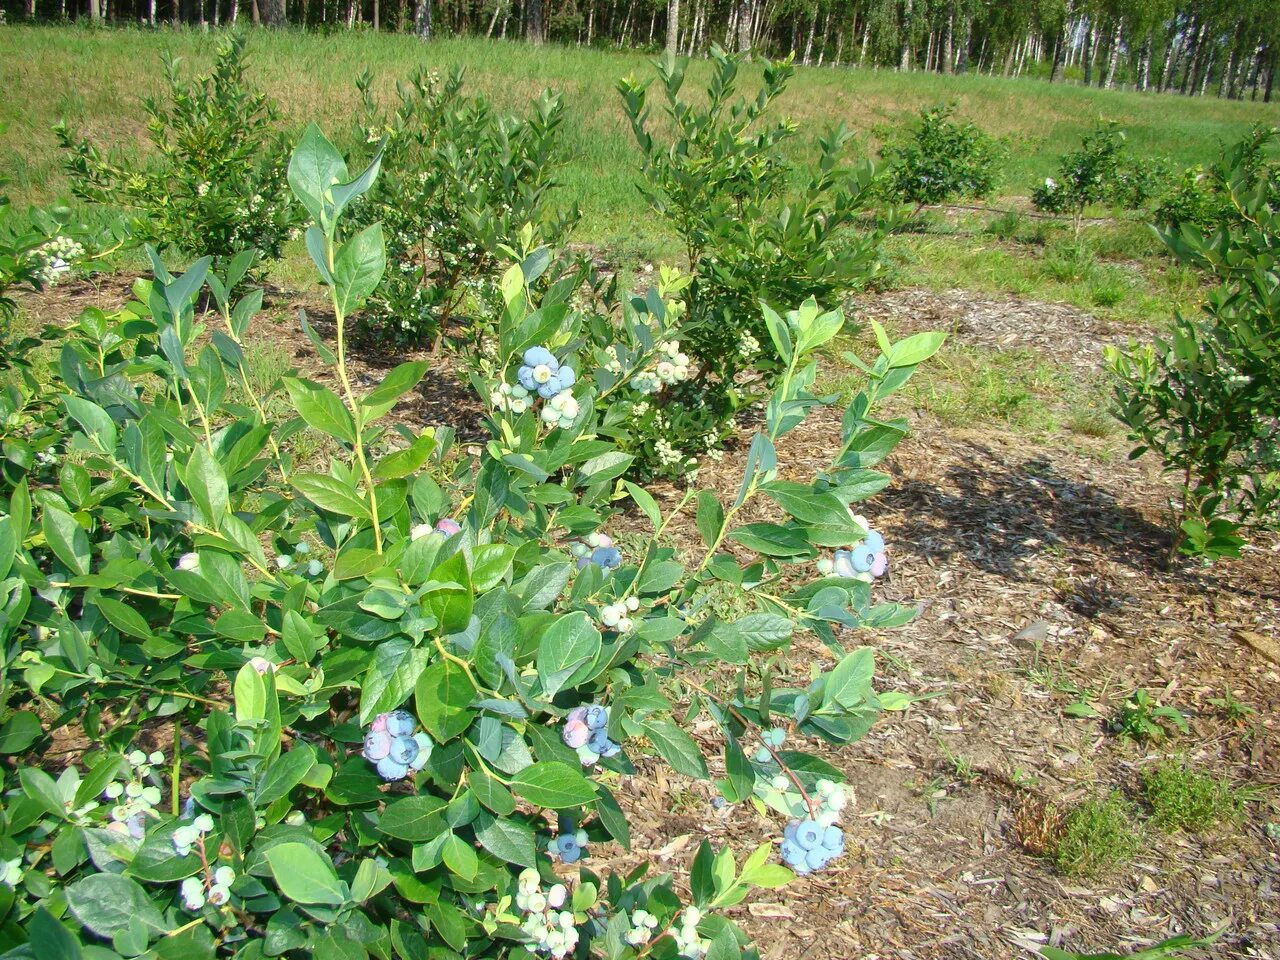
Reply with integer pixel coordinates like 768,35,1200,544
18,275,1280,960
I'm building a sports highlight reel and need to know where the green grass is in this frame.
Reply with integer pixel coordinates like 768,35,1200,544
1052,790,1144,876
1141,761,1246,833
3,22,1278,256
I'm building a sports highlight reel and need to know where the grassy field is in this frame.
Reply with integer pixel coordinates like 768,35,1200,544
3,23,1279,250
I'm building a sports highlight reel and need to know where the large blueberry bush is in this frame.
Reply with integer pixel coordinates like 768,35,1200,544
55,34,297,274
880,104,1004,209
616,46,886,475
345,67,579,348
0,123,941,958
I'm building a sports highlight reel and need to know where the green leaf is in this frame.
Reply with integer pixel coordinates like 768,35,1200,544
96,597,155,641
510,762,596,809
823,647,876,711
535,612,602,698
256,746,317,807
575,451,634,489
284,379,356,443
66,874,168,939
642,718,709,779
62,395,117,450
26,907,82,960
265,842,348,905
624,481,661,528
440,833,478,881
887,331,946,367
42,505,90,576
379,796,447,841
415,659,474,742
184,444,229,525
361,640,429,724
728,523,810,557
473,811,537,868
696,491,725,548
293,473,370,519
332,224,385,316
0,710,42,754
362,361,429,421
288,123,348,224
20,766,67,819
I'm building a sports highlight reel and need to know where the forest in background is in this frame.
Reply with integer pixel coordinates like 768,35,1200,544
3,0,1277,102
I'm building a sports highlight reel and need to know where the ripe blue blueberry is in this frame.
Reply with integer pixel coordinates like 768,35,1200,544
804,847,830,872
850,546,875,573
864,530,885,554
376,756,409,781
590,546,621,570
389,735,419,766
584,706,608,731
794,819,823,851
554,834,581,863
385,710,416,737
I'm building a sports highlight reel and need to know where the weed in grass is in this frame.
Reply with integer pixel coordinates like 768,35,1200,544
1110,689,1189,743
1207,687,1255,723
1141,761,1245,833
984,210,1023,240
1050,790,1143,876
1041,239,1097,283
1066,403,1117,438
937,739,977,785
1088,270,1130,308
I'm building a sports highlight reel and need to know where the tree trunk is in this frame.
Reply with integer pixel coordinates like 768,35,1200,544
816,11,830,65
1265,52,1276,102
261,0,283,26
1181,20,1206,94
735,0,750,53
859,19,869,62
1049,0,1072,82
802,7,817,63
412,0,429,35
956,12,971,72
486,0,502,36
1138,34,1151,90
941,5,953,73
898,0,912,70
1083,22,1097,85
524,0,543,43
665,0,678,53
1103,21,1122,88
88,0,101,19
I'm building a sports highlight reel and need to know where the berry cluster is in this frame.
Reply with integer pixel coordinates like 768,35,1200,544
104,749,165,839
672,906,710,959
632,340,691,394
411,517,461,541
551,815,589,864
599,595,639,632
362,710,433,781
560,705,620,765
517,347,577,399
490,381,533,414
275,540,324,577
780,818,845,875
172,813,215,857
570,532,621,572
623,909,660,947
752,727,787,763
34,235,84,287
493,346,581,430
817,525,887,581
540,390,580,430
515,869,578,958
180,865,236,911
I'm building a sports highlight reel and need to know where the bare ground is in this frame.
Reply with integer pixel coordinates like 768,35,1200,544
17,277,1280,960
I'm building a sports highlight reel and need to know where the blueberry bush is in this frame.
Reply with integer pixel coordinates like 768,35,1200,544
617,46,886,473
346,66,579,348
55,34,297,274
1107,150,1279,562
1154,124,1278,232
1031,122,1166,234
0,123,942,957
880,104,1004,209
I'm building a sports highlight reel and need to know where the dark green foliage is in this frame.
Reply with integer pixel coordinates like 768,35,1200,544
1109,689,1189,742
1032,123,1166,227
882,104,1004,206
1155,125,1278,231
347,66,579,346
1107,152,1280,561
54,34,296,271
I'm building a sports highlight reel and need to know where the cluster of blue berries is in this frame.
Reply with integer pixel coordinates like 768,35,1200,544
517,347,577,399
362,710,433,781
780,818,845,875
103,749,165,839
561,705,620,765
569,532,621,572
817,524,887,580
551,815,589,864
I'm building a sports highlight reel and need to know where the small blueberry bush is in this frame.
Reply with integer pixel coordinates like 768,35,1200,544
1032,122,1166,233
346,66,579,347
1107,149,1279,562
880,104,1004,209
0,122,942,957
1154,124,1278,231
55,34,297,273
